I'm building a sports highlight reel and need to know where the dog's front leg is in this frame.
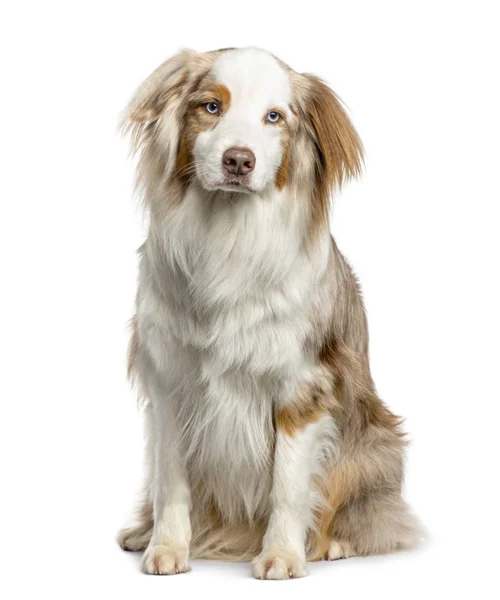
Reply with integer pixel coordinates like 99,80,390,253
253,411,329,580
141,400,191,575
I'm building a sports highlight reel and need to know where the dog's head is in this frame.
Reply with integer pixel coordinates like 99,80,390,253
125,47,363,221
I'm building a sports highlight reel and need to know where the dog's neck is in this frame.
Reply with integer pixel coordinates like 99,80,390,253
142,181,330,302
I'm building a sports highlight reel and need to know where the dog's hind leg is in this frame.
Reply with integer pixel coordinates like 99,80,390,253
308,419,421,561
117,401,155,552
117,500,154,551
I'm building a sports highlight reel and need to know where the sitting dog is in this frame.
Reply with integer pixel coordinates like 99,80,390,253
117,47,420,579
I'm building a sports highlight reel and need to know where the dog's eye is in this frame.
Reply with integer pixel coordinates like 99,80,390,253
266,111,280,123
205,102,219,114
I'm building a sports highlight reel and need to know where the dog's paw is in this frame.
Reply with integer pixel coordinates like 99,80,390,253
252,546,307,580
117,524,153,551
326,539,356,561
141,543,190,575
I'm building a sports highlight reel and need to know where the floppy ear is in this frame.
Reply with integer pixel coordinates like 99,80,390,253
125,51,190,125
303,74,364,193
121,49,213,185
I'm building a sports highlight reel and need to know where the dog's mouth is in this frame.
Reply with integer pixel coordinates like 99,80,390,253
205,178,255,194
224,180,250,191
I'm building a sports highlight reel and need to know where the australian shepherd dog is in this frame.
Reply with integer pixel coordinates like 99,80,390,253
117,47,421,579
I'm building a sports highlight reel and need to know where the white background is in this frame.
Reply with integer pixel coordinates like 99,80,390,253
1,1,499,598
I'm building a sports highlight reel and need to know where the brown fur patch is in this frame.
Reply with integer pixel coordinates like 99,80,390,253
277,400,325,437
305,75,364,187
188,81,232,111
213,83,231,110
276,377,335,437
288,73,364,238
275,134,290,190
176,82,231,187
320,336,404,433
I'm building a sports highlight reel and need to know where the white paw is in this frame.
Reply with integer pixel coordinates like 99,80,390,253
252,546,307,580
117,525,153,551
141,543,190,575
326,539,356,560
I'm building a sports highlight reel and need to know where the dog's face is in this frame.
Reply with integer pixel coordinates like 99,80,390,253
185,49,292,194
126,47,363,220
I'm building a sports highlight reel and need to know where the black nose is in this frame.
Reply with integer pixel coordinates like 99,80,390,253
222,147,256,176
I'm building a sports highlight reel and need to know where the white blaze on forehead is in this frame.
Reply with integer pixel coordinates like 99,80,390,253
211,48,292,115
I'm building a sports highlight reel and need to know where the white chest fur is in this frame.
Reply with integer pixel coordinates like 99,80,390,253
135,186,327,521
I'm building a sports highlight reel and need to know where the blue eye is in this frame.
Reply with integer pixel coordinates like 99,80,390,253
206,102,219,114
267,111,280,123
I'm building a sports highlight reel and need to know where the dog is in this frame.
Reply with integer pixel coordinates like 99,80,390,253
117,47,421,579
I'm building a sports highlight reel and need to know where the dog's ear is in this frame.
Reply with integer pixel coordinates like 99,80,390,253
122,50,212,183
302,74,364,193
125,51,192,125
